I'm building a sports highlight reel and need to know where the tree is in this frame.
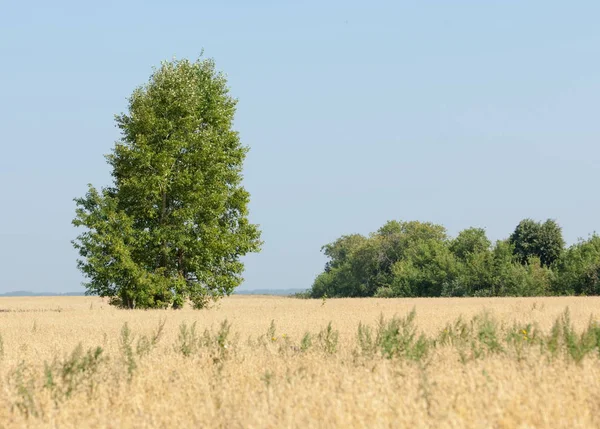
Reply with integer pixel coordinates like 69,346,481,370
444,228,493,296
390,239,458,297
309,218,574,299
509,219,541,265
509,219,564,267
552,235,600,295
311,232,392,298
449,228,491,261
537,219,565,267
321,234,367,273
73,58,262,309
309,220,449,298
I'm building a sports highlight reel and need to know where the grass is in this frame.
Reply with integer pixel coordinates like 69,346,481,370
1,295,600,428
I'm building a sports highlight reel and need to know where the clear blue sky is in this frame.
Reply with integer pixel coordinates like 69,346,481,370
1,1,599,293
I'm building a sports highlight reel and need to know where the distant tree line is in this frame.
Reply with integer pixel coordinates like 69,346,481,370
307,219,600,298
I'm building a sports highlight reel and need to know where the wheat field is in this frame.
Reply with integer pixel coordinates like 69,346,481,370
1,295,600,429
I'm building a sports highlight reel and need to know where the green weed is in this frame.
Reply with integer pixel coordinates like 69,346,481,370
317,322,339,355
356,322,375,357
267,320,277,341
300,332,312,352
176,321,199,357
119,323,137,375
43,343,106,402
120,318,166,377
375,310,429,361
10,362,39,418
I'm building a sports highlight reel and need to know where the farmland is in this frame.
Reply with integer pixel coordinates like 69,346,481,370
1,296,600,428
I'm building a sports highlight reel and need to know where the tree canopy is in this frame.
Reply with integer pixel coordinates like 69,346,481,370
307,218,600,298
73,58,261,309
509,219,564,267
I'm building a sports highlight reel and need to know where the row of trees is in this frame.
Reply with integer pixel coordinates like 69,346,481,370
309,219,600,298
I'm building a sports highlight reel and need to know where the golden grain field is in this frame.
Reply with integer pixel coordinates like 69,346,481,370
1,295,600,429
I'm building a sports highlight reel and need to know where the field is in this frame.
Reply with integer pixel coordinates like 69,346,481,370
1,296,600,428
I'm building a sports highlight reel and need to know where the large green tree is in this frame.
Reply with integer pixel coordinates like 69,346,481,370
509,219,564,267
73,58,262,309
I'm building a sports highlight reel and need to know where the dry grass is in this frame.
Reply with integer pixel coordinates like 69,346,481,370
1,295,600,428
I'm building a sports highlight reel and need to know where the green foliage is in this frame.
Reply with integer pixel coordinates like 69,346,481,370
449,314,503,363
434,309,600,364
390,240,458,297
355,310,429,360
356,322,375,357
266,320,276,340
436,317,472,349
73,58,261,309
509,219,541,264
472,312,503,355
450,228,491,260
509,219,565,267
552,235,600,295
375,310,429,360
446,249,494,297
119,323,140,376
494,256,552,297
543,308,600,363
136,318,166,357
438,313,511,362
201,319,232,350
321,234,368,273
43,344,106,402
176,319,235,362
200,320,234,365
311,220,451,298
176,321,199,357
119,323,136,375
119,319,165,377
317,322,339,354
261,370,274,387
300,332,312,351
308,218,590,299
10,362,39,418
374,286,395,298
505,323,539,361
584,319,600,358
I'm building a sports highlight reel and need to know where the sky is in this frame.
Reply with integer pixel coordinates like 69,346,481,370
1,1,599,293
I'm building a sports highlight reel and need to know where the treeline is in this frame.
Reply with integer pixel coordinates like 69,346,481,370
308,219,600,298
